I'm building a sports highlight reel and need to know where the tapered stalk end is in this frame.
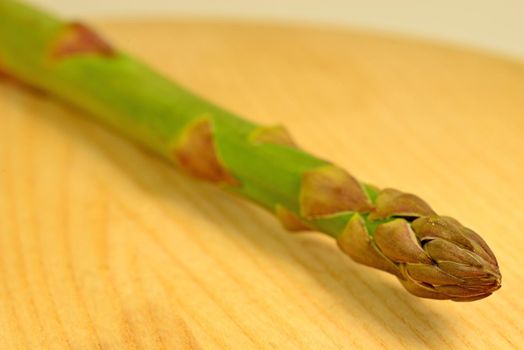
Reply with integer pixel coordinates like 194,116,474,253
403,216,501,301
337,189,501,301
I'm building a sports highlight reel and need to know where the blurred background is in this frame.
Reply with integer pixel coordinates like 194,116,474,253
30,0,524,60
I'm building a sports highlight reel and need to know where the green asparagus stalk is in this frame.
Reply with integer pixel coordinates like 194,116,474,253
0,0,501,301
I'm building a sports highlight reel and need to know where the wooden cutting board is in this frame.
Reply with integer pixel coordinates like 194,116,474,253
1,20,523,349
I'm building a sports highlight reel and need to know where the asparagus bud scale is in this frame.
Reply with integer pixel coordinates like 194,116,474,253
0,0,501,301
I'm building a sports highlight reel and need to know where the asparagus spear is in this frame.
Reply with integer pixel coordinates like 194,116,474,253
0,0,501,301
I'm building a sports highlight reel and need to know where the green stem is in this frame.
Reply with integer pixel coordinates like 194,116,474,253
0,0,382,237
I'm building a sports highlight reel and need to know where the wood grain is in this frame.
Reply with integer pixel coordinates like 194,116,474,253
1,20,523,349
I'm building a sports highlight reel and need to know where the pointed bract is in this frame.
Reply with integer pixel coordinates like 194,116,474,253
337,214,401,277
370,188,435,220
374,219,431,264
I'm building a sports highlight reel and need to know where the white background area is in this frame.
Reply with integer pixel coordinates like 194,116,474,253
30,0,524,60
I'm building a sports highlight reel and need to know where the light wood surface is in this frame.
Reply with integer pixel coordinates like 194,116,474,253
30,0,524,60
1,20,523,349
